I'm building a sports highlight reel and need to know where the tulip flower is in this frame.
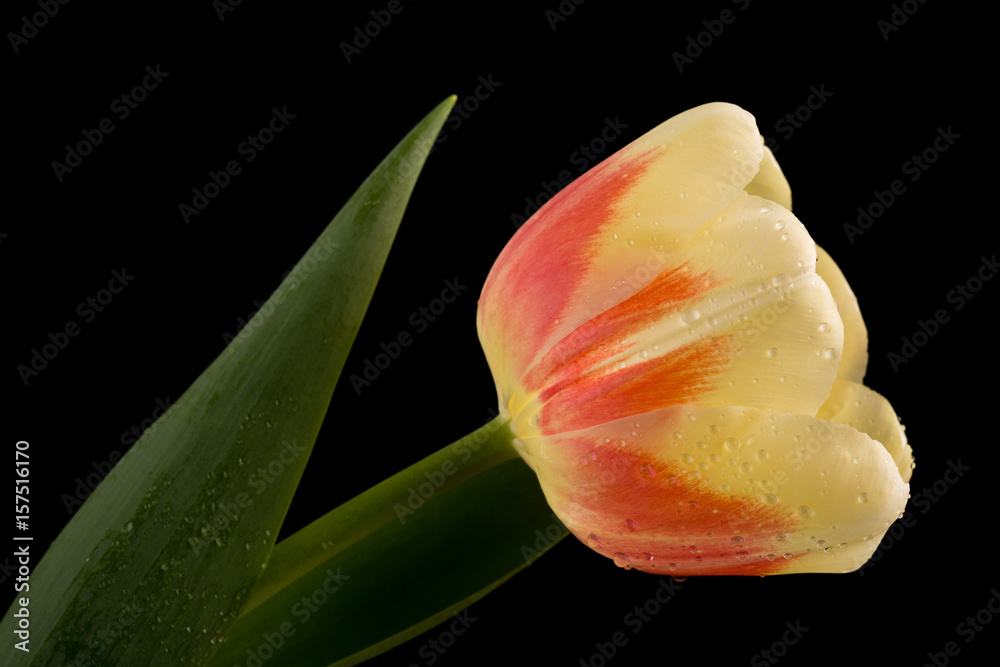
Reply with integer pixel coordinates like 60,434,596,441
477,102,914,575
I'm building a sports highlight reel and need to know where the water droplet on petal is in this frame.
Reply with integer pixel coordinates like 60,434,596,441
624,519,639,532
798,505,814,518
613,553,632,569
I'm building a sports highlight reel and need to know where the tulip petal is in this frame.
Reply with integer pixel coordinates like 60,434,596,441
818,379,914,483
479,103,765,415
815,245,869,382
745,144,792,210
516,192,843,437
516,404,909,576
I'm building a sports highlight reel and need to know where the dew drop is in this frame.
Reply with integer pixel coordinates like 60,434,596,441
857,492,870,504
681,307,700,324
767,348,778,358
624,519,639,532
756,449,768,461
639,464,657,479
818,322,830,333
736,551,750,562
731,536,744,546
797,505,814,518
613,553,632,569
587,533,603,548
823,348,838,359
724,437,741,451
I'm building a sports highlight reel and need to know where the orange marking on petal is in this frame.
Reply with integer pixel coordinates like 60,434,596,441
557,445,799,575
540,336,732,434
523,264,719,395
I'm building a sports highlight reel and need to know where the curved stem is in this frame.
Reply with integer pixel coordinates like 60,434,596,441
244,415,517,613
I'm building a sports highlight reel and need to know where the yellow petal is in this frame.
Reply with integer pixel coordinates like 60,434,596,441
815,245,869,382
517,404,909,575
745,144,792,210
477,103,767,418
818,379,914,483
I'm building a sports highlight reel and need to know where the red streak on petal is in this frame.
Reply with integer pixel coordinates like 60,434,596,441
479,148,658,379
555,445,799,575
530,263,728,435
524,264,719,396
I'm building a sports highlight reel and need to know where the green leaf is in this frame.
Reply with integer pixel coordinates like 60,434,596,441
1,96,456,666
205,417,570,667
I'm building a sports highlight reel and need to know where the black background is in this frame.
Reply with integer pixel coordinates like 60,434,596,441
4,1,993,665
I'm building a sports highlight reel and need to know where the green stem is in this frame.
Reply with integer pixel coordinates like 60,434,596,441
244,415,517,614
